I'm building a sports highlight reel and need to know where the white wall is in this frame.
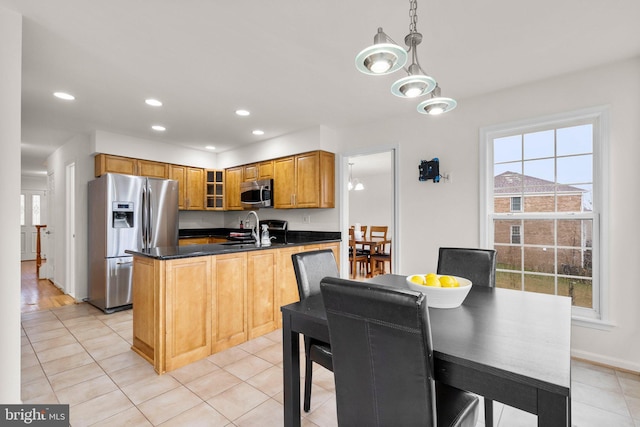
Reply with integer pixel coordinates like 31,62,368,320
21,175,47,190
0,5,22,403
334,57,640,371
93,130,218,169
46,134,94,300
216,125,338,168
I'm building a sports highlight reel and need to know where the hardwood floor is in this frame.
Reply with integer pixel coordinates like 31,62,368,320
21,260,76,313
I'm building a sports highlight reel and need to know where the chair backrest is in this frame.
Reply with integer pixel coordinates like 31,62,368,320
291,249,339,300
436,247,497,288
369,225,388,240
320,277,437,427
349,225,367,240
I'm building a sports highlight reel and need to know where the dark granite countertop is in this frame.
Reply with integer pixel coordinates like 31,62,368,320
128,230,341,260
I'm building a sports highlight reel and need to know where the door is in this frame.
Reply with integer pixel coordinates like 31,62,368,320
146,178,179,248
20,189,46,261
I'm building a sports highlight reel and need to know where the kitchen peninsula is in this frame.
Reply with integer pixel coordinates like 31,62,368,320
126,232,340,374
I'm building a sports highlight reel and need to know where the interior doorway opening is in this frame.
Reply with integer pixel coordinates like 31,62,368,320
341,148,398,279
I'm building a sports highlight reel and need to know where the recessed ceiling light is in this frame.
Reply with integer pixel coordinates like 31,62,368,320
151,125,166,131
252,130,265,135
145,98,163,107
235,109,250,116
53,92,75,100
205,146,216,150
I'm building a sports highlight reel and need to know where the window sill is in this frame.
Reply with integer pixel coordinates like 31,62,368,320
572,316,615,331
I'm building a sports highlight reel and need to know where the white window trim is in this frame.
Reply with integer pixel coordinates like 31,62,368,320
479,106,610,325
510,196,522,212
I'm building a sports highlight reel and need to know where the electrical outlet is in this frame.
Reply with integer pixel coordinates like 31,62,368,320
303,215,311,224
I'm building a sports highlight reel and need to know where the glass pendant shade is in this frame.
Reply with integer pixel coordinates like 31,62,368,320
417,97,457,115
391,65,436,98
355,28,408,76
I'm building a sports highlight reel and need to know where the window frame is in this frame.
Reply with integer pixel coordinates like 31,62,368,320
479,106,609,323
510,196,522,212
510,225,521,244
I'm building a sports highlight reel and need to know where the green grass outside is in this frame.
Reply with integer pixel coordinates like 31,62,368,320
496,270,592,308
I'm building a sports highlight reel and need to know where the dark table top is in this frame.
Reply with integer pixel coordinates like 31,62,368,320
283,274,572,397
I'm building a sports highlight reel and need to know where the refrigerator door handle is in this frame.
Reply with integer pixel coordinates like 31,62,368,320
141,186,147,250
147,184,153,249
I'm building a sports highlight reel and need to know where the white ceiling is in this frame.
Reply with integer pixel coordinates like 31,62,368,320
4,0,640,176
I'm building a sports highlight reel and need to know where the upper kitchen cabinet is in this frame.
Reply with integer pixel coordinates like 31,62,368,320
243,164,258,182
273,150,335,209
258,160,274,179
205,170,225,210
170,165,205,210
243,160,274,182
137,160,168,179
95,154,137,177
225,167,244,210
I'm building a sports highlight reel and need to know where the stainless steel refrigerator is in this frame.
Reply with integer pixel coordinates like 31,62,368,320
88,173,178,313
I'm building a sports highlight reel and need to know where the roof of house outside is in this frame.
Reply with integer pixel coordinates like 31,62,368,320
494,171,586,195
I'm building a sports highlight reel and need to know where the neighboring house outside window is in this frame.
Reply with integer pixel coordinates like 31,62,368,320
480,107,608,321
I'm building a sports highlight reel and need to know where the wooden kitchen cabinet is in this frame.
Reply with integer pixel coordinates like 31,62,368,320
243,164,258,182
95,153,137,177
164,256,211,372
275,245,303,327
273,156,296,208
225,167,244,210
247,249,277,339
205,170,225,210
179,237,210,246
273,150,335,209
137,159,168,178
211,252,248,353
131,241,339,373
132,256,157,364
170,165,205,210
258,160,274,179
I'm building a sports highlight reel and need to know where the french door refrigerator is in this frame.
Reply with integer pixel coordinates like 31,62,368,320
88,173,178,313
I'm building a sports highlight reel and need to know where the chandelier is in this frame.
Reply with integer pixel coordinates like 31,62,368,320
354,0,457,115
348,163,364,191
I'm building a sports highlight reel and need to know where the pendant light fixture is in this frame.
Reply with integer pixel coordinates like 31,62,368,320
355,0,456,114
417,85,457,115
348,163,365,191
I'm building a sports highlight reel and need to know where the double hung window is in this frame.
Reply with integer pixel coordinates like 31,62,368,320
480,107,608,320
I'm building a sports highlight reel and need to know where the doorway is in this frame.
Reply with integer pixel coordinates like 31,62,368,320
20,189,46,261
342,148,398,278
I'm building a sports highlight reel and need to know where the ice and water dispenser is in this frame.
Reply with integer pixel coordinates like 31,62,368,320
112,202,134,228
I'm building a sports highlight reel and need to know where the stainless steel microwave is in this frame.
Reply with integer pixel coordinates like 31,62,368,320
240,179,273,208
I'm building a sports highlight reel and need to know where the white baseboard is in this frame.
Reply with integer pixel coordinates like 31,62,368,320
571,349,640,374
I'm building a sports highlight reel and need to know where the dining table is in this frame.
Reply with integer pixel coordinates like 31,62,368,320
281,274,572,427
354,236,391,277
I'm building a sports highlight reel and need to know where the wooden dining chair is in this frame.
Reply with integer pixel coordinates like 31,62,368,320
436,247,497,425
320,277,479,427
348,228,369,279
369,225,391,276
290,249,339,412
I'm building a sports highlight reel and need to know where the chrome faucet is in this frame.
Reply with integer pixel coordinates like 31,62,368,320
245,211,260,247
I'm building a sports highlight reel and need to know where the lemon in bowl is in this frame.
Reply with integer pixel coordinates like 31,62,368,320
405,274,472,308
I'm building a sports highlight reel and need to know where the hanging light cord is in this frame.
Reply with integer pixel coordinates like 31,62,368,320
409,0,418,35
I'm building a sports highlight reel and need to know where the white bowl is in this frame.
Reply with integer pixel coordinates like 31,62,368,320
405,274,472,309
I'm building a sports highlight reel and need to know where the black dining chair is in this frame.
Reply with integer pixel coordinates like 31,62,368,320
291,249,339,412
437,246,497,425
320,277,479,427
437,247,497,288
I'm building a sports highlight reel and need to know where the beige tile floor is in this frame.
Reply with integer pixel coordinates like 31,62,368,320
21,303,640,426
